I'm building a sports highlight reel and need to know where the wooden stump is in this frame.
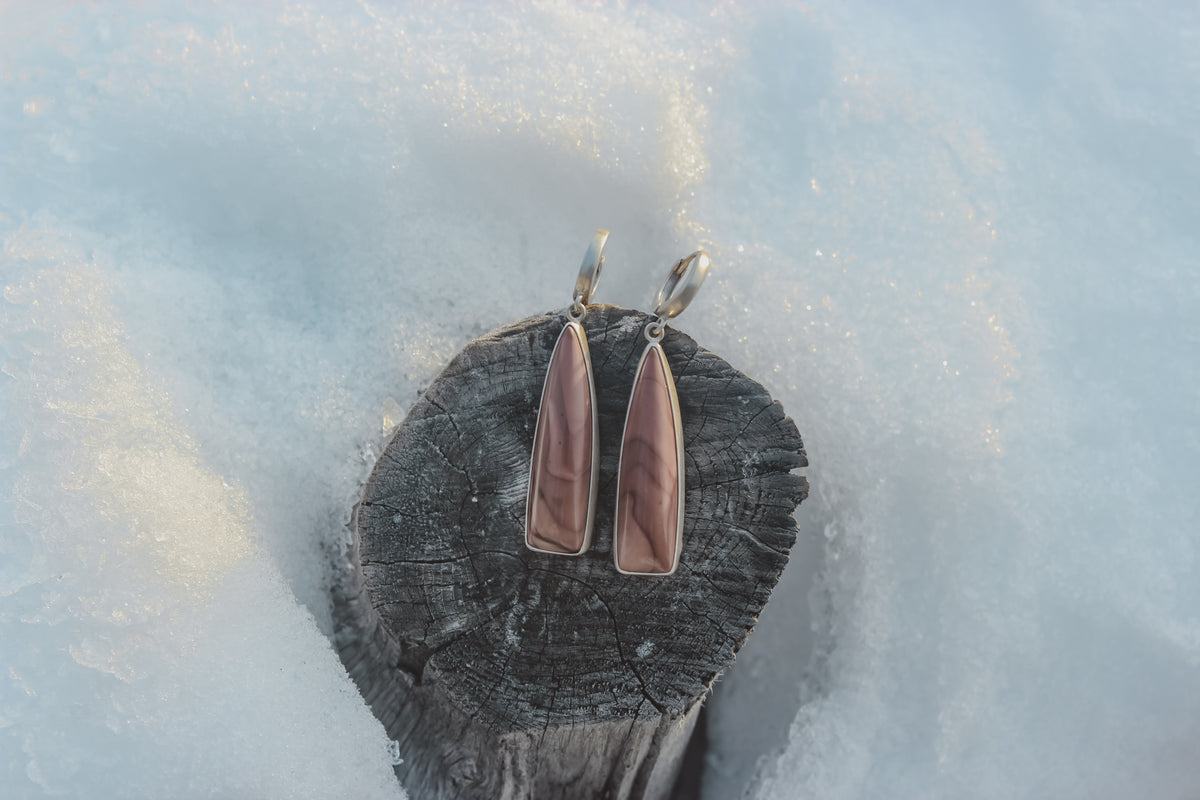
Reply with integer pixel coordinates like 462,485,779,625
332,305,808,799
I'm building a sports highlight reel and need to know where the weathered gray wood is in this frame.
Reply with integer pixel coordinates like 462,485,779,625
332,305,808,799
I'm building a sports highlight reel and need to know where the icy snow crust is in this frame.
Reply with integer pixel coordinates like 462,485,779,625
2,3,1198,799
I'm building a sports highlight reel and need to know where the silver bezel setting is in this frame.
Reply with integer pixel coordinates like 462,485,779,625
524,318,599,557
613,339,685,576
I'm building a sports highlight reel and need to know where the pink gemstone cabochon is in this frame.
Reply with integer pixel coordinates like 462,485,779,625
526,322,596,554
615,343,683,575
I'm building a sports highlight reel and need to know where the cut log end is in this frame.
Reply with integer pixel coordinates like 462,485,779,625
333,305,808,799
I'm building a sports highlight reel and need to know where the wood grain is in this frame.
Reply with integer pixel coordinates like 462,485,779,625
332,305,808,799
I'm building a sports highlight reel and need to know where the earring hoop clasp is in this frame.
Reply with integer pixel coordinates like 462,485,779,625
574,229,609,307
653,250,710,321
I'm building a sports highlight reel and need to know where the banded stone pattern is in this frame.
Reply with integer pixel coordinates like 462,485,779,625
526,321,596,555
615,343,683,575
334,305,809,800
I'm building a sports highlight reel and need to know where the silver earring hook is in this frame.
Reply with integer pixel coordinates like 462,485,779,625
571,230,609,319
652,250,710,321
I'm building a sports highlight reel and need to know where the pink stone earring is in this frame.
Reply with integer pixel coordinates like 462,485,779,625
614,250,710,576
525,230,607,557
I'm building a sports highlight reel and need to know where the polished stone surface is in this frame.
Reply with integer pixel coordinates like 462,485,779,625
615,344,681,574
526,322,594,554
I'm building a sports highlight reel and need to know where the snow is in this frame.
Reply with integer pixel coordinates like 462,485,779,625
2,2,1198,799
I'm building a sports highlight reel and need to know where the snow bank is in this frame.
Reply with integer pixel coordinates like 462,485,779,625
1,235,402,796
2,2,1197,798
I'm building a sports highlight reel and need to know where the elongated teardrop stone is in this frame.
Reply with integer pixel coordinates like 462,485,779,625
526,322,596,555
615,344,682,575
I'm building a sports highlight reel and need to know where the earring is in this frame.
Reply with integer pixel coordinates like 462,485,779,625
525,230,607,556
614,250,711,576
